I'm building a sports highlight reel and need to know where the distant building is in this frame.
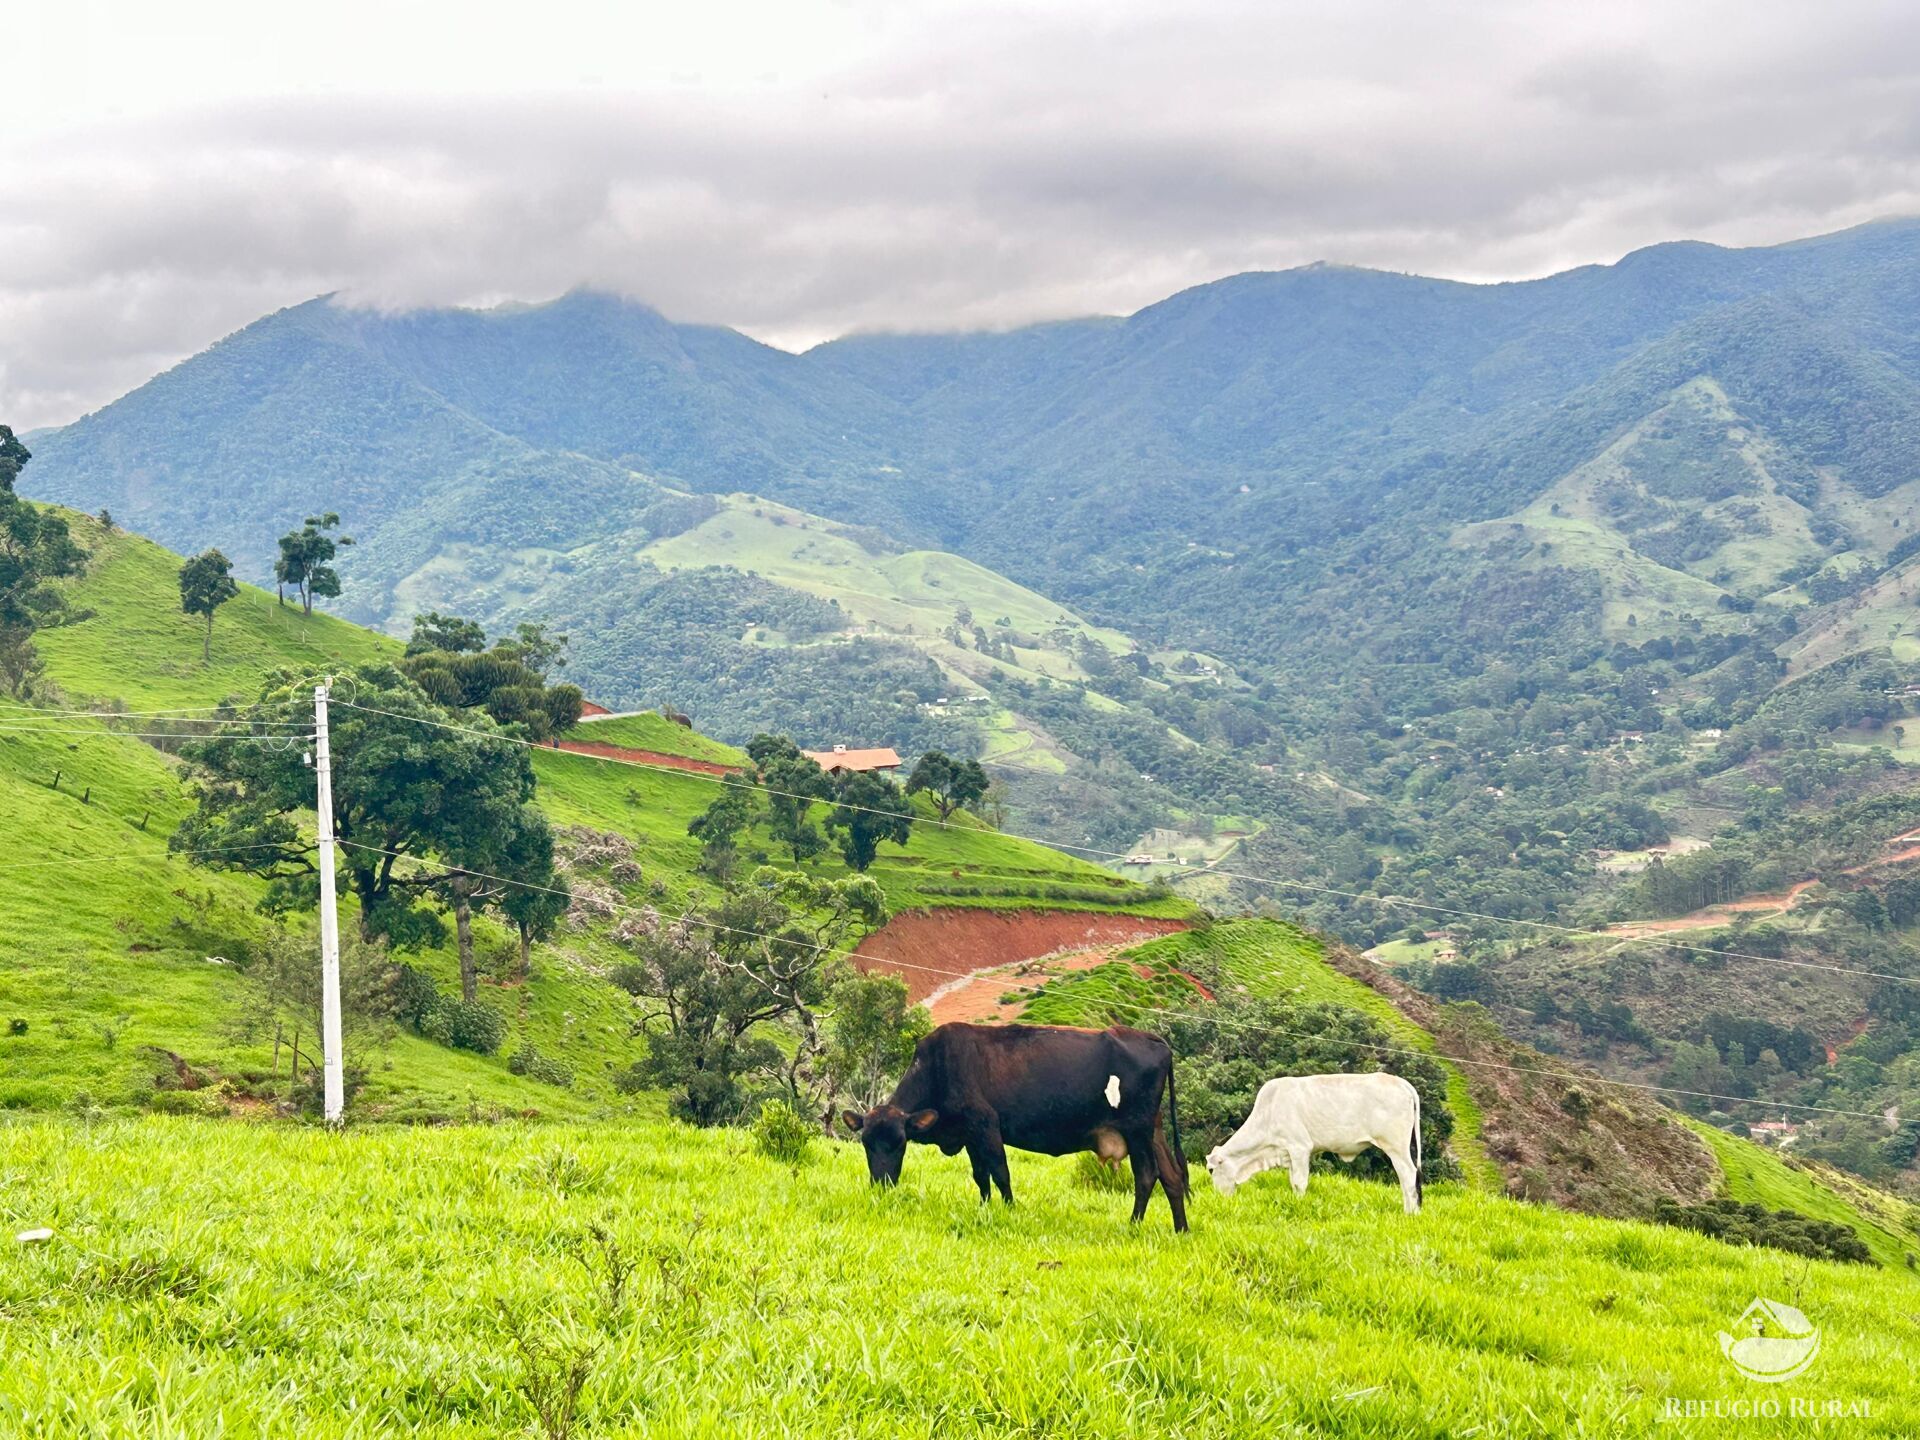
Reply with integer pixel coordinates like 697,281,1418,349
804,744,903,775
1749,1118,1800,1145
1122,854,1156,866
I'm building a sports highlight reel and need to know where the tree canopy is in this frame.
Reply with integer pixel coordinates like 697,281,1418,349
0,425,87,697
826,771,914,871
171,663,546,950
906,750,989,821
274,513,352,615
178,549,239,662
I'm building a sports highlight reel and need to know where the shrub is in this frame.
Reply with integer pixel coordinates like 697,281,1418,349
420,997,507,1056
1652,1198,1874,1264
147,1088,230,1118
749,1099,815,1164
6,1018,25,1036
289,1065,368,1118
508,1045,575,1088
392,964,443,1029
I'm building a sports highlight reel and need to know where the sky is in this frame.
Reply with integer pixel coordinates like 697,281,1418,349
6,0,1920,431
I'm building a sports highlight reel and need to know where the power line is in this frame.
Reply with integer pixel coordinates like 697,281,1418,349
329,698,1920,990
0,727,312,742
326,836,1899,1125
0,841,315,873
0,699,302,720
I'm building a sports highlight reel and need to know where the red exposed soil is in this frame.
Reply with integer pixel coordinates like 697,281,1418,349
1603,879,1818,938
851,908,1189,1006
924,945,1127,1025
555,741,742,777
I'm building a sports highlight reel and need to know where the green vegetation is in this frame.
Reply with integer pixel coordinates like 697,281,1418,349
1,1117,1914,1438
0,511,1174,1129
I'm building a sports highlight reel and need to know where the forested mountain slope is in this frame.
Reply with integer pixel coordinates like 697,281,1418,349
19,223,1920,1202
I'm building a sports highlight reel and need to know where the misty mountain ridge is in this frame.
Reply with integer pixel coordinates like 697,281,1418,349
22,216,1920,761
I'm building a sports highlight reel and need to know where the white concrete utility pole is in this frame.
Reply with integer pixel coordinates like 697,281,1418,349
314,679,345,1125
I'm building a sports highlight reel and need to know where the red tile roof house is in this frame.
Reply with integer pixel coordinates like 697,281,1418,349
804,744,903,775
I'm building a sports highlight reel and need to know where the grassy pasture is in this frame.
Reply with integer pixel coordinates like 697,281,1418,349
1,1117,1913,1439
34,514,396,709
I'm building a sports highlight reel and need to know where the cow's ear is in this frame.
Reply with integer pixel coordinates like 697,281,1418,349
906,1108,939,1134
841,1110,865,1134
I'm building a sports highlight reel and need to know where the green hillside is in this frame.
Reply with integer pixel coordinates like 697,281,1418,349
35,512,396,707
0,510,1176,1122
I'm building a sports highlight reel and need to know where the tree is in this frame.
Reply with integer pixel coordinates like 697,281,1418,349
171,663,537,950
746,734,833,863
0,425,87,697
401,619,584,743
430,802,563,1001
906,750,989,821
609,868,886,1123
274,513,352,615
823,964,930,1109
498,621,568,679
825,771,913,871
688,787,755,879
230,929,397,1100
178,549,239,663
406,610,487,655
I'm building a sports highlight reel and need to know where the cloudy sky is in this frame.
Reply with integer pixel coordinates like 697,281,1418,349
7,0,1920,431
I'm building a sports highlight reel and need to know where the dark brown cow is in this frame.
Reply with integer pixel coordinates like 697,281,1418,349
842,1022,1190,1232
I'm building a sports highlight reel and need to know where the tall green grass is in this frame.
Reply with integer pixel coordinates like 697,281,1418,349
0,1117,1911,1438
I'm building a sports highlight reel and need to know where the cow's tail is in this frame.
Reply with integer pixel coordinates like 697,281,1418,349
1166,1056,1188,1184
1411,1082,1423,1207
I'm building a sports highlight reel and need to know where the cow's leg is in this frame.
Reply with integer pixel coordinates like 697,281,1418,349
1287,1149,1311,1198
1386,1143,1421,1215
1151,1128,1189,1233
966,1140,994,1203
1127,1138,1159,1224
976,1115,1014,1205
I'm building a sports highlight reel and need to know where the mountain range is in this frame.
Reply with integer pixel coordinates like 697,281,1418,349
17,217,1920,1192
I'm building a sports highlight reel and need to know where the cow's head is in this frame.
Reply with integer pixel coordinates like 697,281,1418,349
1205,1143,1257,1197
841,1104,939,1184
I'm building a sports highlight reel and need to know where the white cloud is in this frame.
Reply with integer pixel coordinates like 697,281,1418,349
6,0,1920,429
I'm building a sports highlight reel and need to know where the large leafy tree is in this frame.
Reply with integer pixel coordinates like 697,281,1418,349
610,867,886,1123
178,549,239,663
402,613,584,743
0,425,87,697
825,771,914,871
171,663,545,950
906,750,989,821
823,964,930,1109
746,733,833,863
430,801,562,1001
687,787,754,879
274,513,352,615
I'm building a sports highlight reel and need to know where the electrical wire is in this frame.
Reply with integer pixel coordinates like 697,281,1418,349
330,697,1920,990
0,841,316,873
326,836,1901,1125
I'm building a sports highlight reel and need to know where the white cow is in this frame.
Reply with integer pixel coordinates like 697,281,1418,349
1205,1072,1424,1213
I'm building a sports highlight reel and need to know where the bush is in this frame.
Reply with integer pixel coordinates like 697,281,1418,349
392,965,443,1030
6,1018,25,1036
147,1088,230,1118
1652,1198,1874,1265
749,1099,816,1165
420,997,507,1056
508,1044,575,1088
289,1065,368,1119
